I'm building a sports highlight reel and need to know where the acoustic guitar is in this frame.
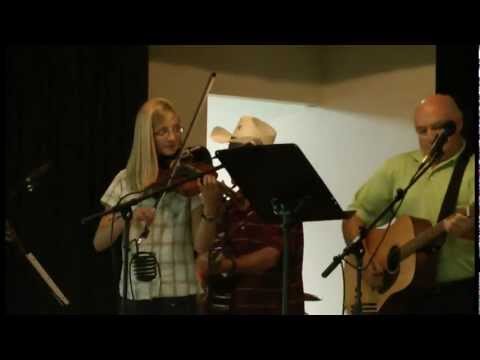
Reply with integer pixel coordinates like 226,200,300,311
343,207,472,313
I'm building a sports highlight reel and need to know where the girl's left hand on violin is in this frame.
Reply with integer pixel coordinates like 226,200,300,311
197,175,221,214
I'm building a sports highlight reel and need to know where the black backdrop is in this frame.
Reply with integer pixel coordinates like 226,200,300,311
5,46,148,314
4,45,478,314
436,45,477,154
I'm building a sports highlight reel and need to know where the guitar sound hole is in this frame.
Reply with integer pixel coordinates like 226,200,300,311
386,246,400,274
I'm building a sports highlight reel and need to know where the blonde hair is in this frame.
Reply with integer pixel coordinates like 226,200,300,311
126,97,179,192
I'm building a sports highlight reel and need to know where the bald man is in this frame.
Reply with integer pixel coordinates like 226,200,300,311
343,94,475,314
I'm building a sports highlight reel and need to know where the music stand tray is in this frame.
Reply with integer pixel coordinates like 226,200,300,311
216,143,347,224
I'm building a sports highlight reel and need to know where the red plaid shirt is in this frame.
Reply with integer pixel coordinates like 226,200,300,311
216,200,305,315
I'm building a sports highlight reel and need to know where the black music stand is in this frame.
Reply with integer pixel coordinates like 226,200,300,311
216,144,347,315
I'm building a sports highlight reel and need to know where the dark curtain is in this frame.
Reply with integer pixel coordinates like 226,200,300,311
435,45,478,313
5,46,148,314
436,45,478,154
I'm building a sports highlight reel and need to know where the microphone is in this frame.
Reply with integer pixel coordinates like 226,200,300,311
25,161,52,192
9,161,53,200
131,237,160,282
419,121,456,167
25,161,52,183
132,250,159,282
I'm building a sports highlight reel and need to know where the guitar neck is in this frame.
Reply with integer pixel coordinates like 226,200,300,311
400,206,472,260
400,223,445,260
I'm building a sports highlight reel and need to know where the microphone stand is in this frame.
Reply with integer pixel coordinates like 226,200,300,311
6,162,70,308
272,196,310,315
6,219,70,307
322,147,444,314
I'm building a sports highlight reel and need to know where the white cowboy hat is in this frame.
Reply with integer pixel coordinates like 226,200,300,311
210,116,277,145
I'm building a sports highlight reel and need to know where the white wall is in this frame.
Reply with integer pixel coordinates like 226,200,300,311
149,45,436,314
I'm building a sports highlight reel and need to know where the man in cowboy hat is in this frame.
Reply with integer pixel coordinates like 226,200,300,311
195,116,305,315
210,115,277,147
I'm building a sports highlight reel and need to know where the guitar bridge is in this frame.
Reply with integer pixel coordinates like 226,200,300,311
350,303,378,314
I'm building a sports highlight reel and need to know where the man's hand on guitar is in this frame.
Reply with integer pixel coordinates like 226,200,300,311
443,211,474,240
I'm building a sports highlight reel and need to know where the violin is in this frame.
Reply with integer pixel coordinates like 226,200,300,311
147,146,216,197
147,146,243,204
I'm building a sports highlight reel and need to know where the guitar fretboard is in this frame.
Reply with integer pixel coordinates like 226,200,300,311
400,223,445,260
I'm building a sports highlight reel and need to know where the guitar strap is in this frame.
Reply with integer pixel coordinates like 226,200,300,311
431,147,472,251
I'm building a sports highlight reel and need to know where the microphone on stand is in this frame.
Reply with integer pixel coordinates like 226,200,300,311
25,161,53,192
131,234,160,282
8,161,53,203
132,250,159,282
26,161,52,183
419,121,456,168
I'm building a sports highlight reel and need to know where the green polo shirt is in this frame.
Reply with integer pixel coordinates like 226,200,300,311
348,144,474,283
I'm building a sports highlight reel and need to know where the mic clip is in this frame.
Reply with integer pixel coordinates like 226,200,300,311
131,228,150,245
